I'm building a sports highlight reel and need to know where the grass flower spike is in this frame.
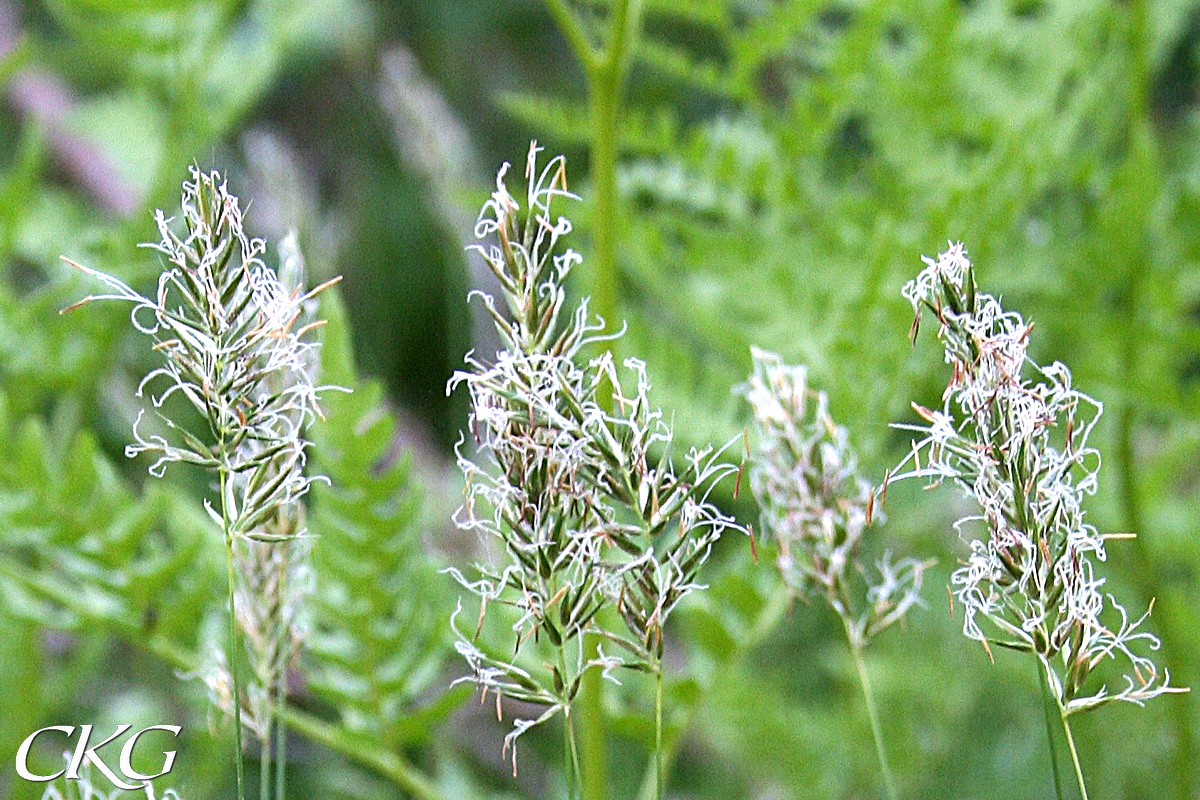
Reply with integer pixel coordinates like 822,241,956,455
745,347,926,800
895,242,1185,799
64,168,340,800
65,172,334,527
448,144,742,798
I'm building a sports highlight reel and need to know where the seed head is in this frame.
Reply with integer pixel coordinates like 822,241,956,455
447,144,742,767
895,242,1184,712
745,347,926,646
64,167,339,539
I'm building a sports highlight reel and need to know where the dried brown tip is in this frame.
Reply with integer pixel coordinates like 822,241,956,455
474,595,487,641
304,275,343,301
980,638,994,665
60,296,95,315
296,319,329,338
910,402,937,423
748,524,758,564
526,139,539,181
733,428,749,499
1133,663,1148,688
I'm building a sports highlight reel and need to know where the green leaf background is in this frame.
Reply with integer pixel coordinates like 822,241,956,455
2,0,1199,797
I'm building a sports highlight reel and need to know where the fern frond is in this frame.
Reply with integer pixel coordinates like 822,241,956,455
0,390,217,649
304,288,456,749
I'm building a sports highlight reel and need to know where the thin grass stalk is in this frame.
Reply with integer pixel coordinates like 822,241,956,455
580,634,606,800
568,712,583,800
222,468,246,800
557,645,582,800
847,632,897,800
1038,658,1065,800
1057,701,1089,800
634,589,792,800
275,668,287,800
654,668,664,800
271,535,291,800
260,720,271,800
563,713,577,800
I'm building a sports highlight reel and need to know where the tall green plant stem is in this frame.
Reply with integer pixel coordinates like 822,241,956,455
541,4,646,799
1115,308,1195,800
1111,135,1194,794
220,469,247,800
844,625,897,800
541,0,644,331
0,558,451,800
1061,714,1088,800
564,709,579,800
585,0,642,327
1119,1,1195,793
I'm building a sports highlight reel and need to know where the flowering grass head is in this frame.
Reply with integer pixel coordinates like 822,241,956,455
64,168,341,800
447,144,742,774
894,242,1183,714
63,167,339,540
744,347,926,648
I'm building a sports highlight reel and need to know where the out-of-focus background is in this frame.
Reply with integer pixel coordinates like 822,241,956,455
2,0,1200,798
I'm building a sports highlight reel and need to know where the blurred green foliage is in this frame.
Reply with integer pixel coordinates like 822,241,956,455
2,0,1200,798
